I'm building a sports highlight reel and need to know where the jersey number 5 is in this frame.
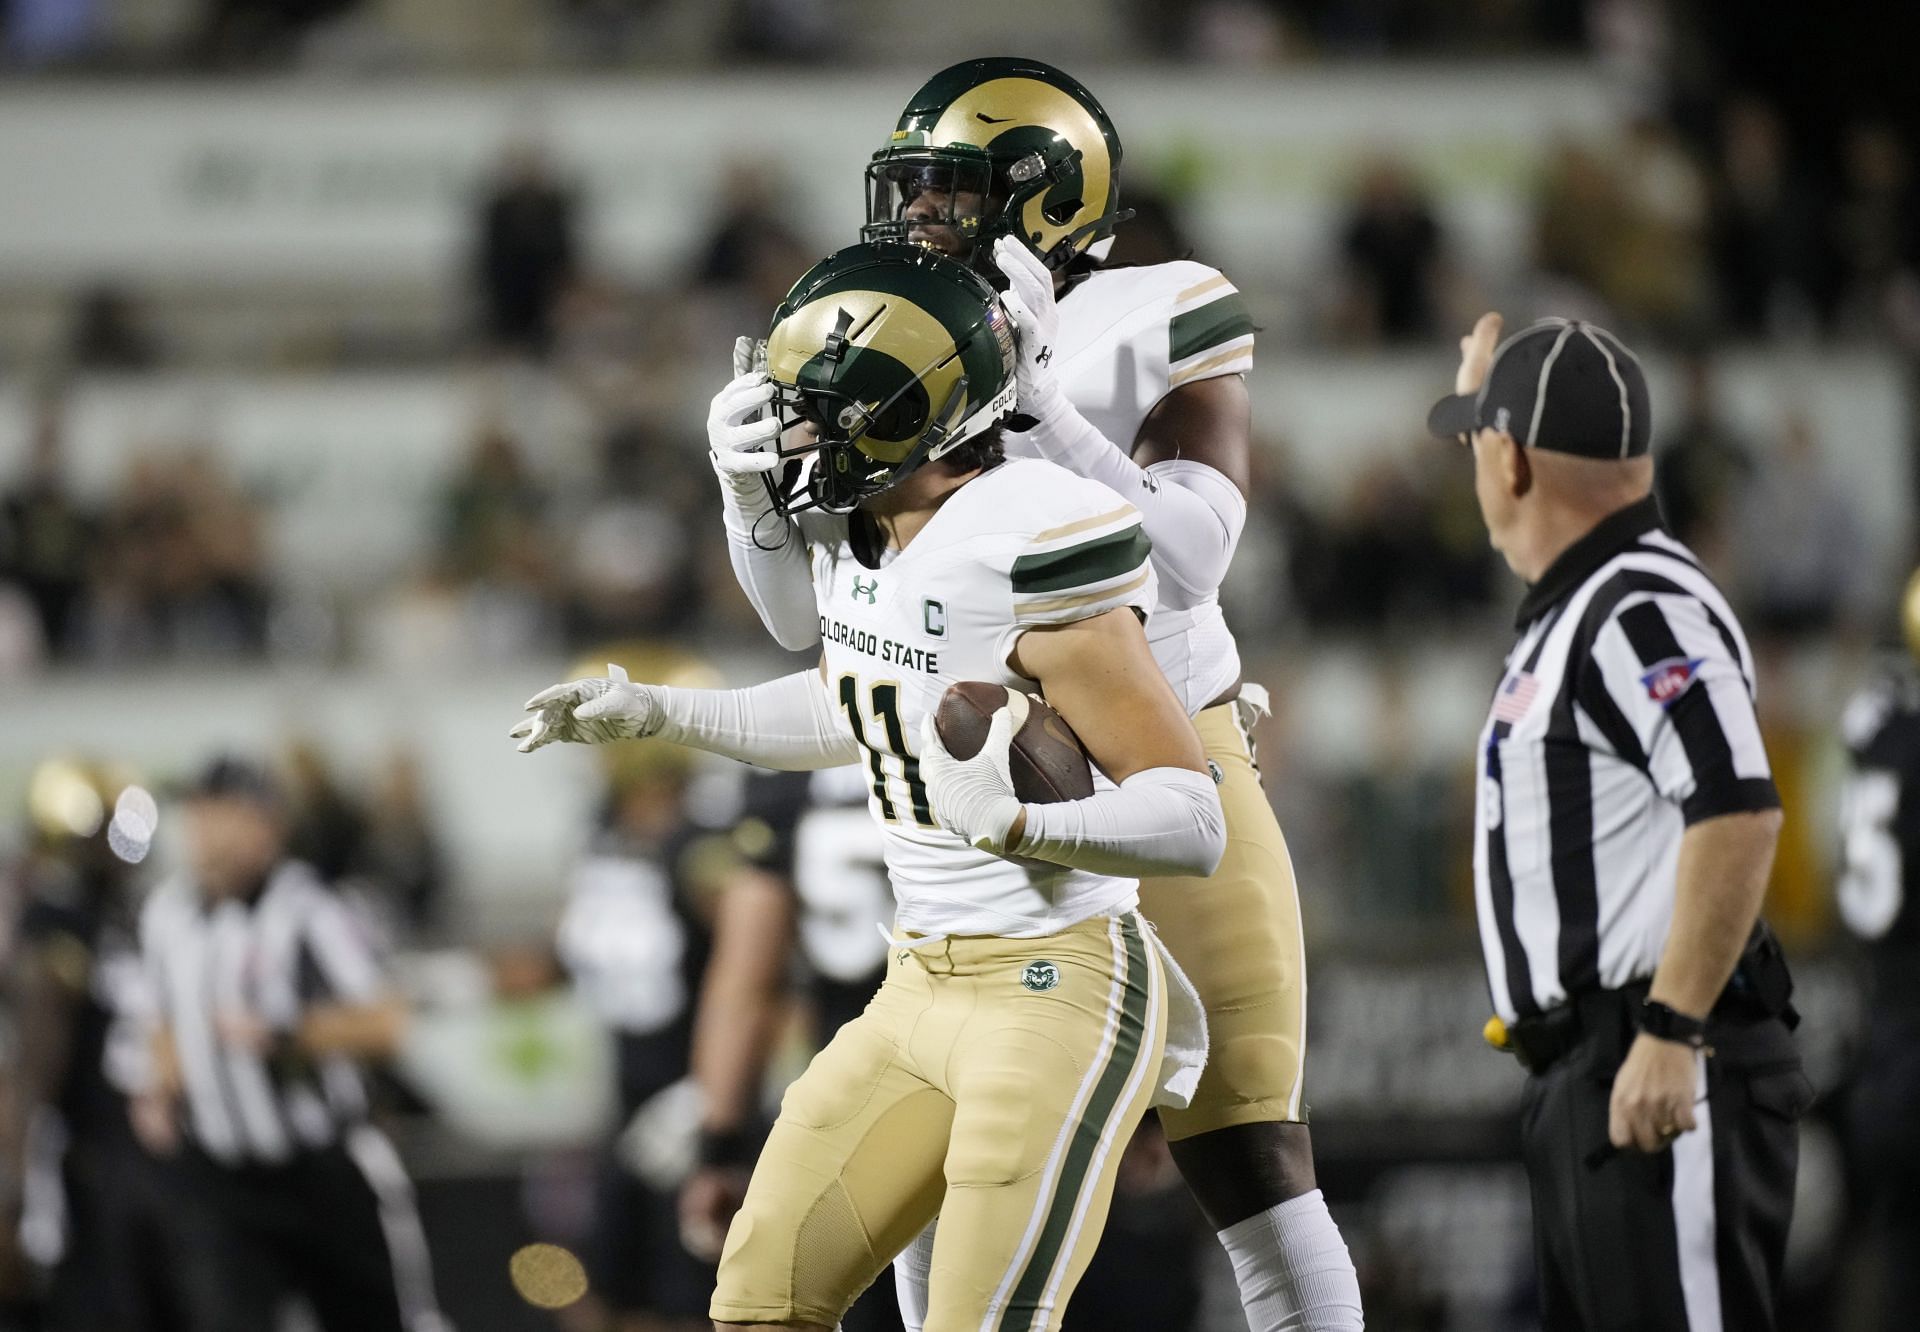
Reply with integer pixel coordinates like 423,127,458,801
837,674,936,829
1839,769,1904,940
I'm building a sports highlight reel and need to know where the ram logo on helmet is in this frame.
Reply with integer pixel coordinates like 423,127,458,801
862,57,1129,273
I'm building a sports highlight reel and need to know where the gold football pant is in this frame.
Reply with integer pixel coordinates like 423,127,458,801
1144,698,1309,1140
709,911,1168,1331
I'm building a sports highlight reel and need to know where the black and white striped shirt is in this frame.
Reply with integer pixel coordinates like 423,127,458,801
1474,497,1780,1022
140,860,383,1165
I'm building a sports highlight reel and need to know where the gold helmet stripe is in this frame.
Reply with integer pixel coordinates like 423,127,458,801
927,78,1112,248
766,290,969,465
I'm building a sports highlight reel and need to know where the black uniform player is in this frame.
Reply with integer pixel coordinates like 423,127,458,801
679,764,900,1332
556,755,744,1332
1838,616,1920,1332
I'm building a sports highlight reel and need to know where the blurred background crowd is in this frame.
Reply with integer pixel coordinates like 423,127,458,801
0,0,1914,1329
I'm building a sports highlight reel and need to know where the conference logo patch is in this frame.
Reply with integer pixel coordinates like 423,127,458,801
1640,657,1704,707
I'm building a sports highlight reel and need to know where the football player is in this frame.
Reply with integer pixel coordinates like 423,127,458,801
1836,569,1920,1331
677,763,906,1332
707,58,1362,1332
514,240,1224,1332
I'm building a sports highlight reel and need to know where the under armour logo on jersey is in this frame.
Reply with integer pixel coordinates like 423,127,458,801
851,576,878,604
1020,960,1060,992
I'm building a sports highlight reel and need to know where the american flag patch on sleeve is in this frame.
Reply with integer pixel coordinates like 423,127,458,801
1493,671,1539,723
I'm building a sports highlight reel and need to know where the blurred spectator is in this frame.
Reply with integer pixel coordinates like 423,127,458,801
1535,122,1710,334
695,162,812,312
1651,352,1754,555
564,421,703,645
475,143,580,358
1338,664,1460,920
1731,411,1864,637
68,448,271,664
195,0,363,67
0,395,94,655
1606,116,1712,333
1533,139,1628,314
67,284,162,372
1305,455,1493,631
357,749,447,941
725,0,834,61
1832,120,1920,345
281,738,371,887
1335,157,1446,342
441,421,549,579
1707,99,1831,338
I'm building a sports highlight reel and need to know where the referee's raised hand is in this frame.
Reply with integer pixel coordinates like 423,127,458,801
1454,311,1503,397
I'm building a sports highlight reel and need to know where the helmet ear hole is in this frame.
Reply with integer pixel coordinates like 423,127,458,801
1043,196,1083,226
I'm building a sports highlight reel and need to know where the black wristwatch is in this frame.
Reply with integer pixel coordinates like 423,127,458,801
1637,999,1710,1049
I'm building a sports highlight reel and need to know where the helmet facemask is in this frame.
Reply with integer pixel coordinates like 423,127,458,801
761,311,1016,518
862,142,1119,274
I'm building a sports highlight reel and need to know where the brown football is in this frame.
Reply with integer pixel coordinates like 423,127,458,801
934,681,1095,804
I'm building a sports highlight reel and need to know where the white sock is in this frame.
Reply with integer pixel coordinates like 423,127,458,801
1218,1188,1365,1331
891,1217,936,1332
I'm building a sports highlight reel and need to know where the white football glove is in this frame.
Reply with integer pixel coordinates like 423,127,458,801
731,333,768,379
918,709,1023,855
510,664,664,753
993,235,1067,422
708,363,781,487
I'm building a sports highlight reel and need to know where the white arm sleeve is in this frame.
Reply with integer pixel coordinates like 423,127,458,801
1006,405,1246,600
1015,765,1226,879
715,458,823,652
652,668,861,771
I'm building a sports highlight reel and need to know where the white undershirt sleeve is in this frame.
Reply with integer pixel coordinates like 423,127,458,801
1005,401,1246,600
1015,765,1226,879
714,457,824,651
652,669,861,771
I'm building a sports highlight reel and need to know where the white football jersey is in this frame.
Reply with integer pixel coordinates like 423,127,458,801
1009,260,1256,714
809,458,1157,939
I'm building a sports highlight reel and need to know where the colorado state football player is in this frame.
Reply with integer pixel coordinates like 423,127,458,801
707,58,1362,1332
514,240,1223,1332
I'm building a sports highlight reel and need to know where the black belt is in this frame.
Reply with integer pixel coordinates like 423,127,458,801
1499,923,1798,1076
1505,986,1645,1075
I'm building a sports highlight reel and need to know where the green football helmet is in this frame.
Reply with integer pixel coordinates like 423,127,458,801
862,56,1128,272
762,240,1017,517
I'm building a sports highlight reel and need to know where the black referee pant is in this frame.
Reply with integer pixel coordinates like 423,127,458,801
182,1127,437,1332
1516,988,1811,1332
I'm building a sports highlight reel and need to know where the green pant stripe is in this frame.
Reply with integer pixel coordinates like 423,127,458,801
998,915,1152,1329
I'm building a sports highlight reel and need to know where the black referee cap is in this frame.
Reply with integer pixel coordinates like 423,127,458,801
1428,318,1651,459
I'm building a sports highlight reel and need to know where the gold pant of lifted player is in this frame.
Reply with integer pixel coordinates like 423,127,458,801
709,912,1169,1331
1147,697,1307,1140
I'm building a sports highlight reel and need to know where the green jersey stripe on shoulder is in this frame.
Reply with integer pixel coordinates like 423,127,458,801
1170,291,1254,365
1011,524,1152,595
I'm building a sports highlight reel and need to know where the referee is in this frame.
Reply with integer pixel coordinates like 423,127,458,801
1429,315,1811,1331
137,756,445,1332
